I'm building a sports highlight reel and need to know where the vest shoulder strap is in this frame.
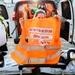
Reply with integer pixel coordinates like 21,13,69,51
0,15,8,38
0,16,6,28
0,15,4,22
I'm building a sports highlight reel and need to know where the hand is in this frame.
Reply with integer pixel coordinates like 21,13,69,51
19,18,24,29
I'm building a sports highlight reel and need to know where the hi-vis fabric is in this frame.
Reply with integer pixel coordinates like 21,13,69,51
0,15,8,39
11,17,61,65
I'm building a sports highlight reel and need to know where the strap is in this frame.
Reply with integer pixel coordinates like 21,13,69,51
14,50,28,63
46,50,60,60
20,44,60,51
0,16,8,38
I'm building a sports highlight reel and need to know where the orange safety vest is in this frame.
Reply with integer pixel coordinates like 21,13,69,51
10,28,28,64
10,17,61,65
45,17,61,64
23,19,46,64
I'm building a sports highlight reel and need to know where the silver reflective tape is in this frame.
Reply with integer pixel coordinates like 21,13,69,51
19,44,27,49
19,43,60,51
45,46,60,50
14,50,26,61
46,50,60,60
27,46,45,51
29,58,45,63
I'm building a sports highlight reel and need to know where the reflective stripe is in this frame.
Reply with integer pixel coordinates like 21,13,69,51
27,46,45,51
46,50,60,60
45,46,60,50
27,46,60,51
28,58,45,63
19,44,27,49
14,50,28,62
19,44,60,51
